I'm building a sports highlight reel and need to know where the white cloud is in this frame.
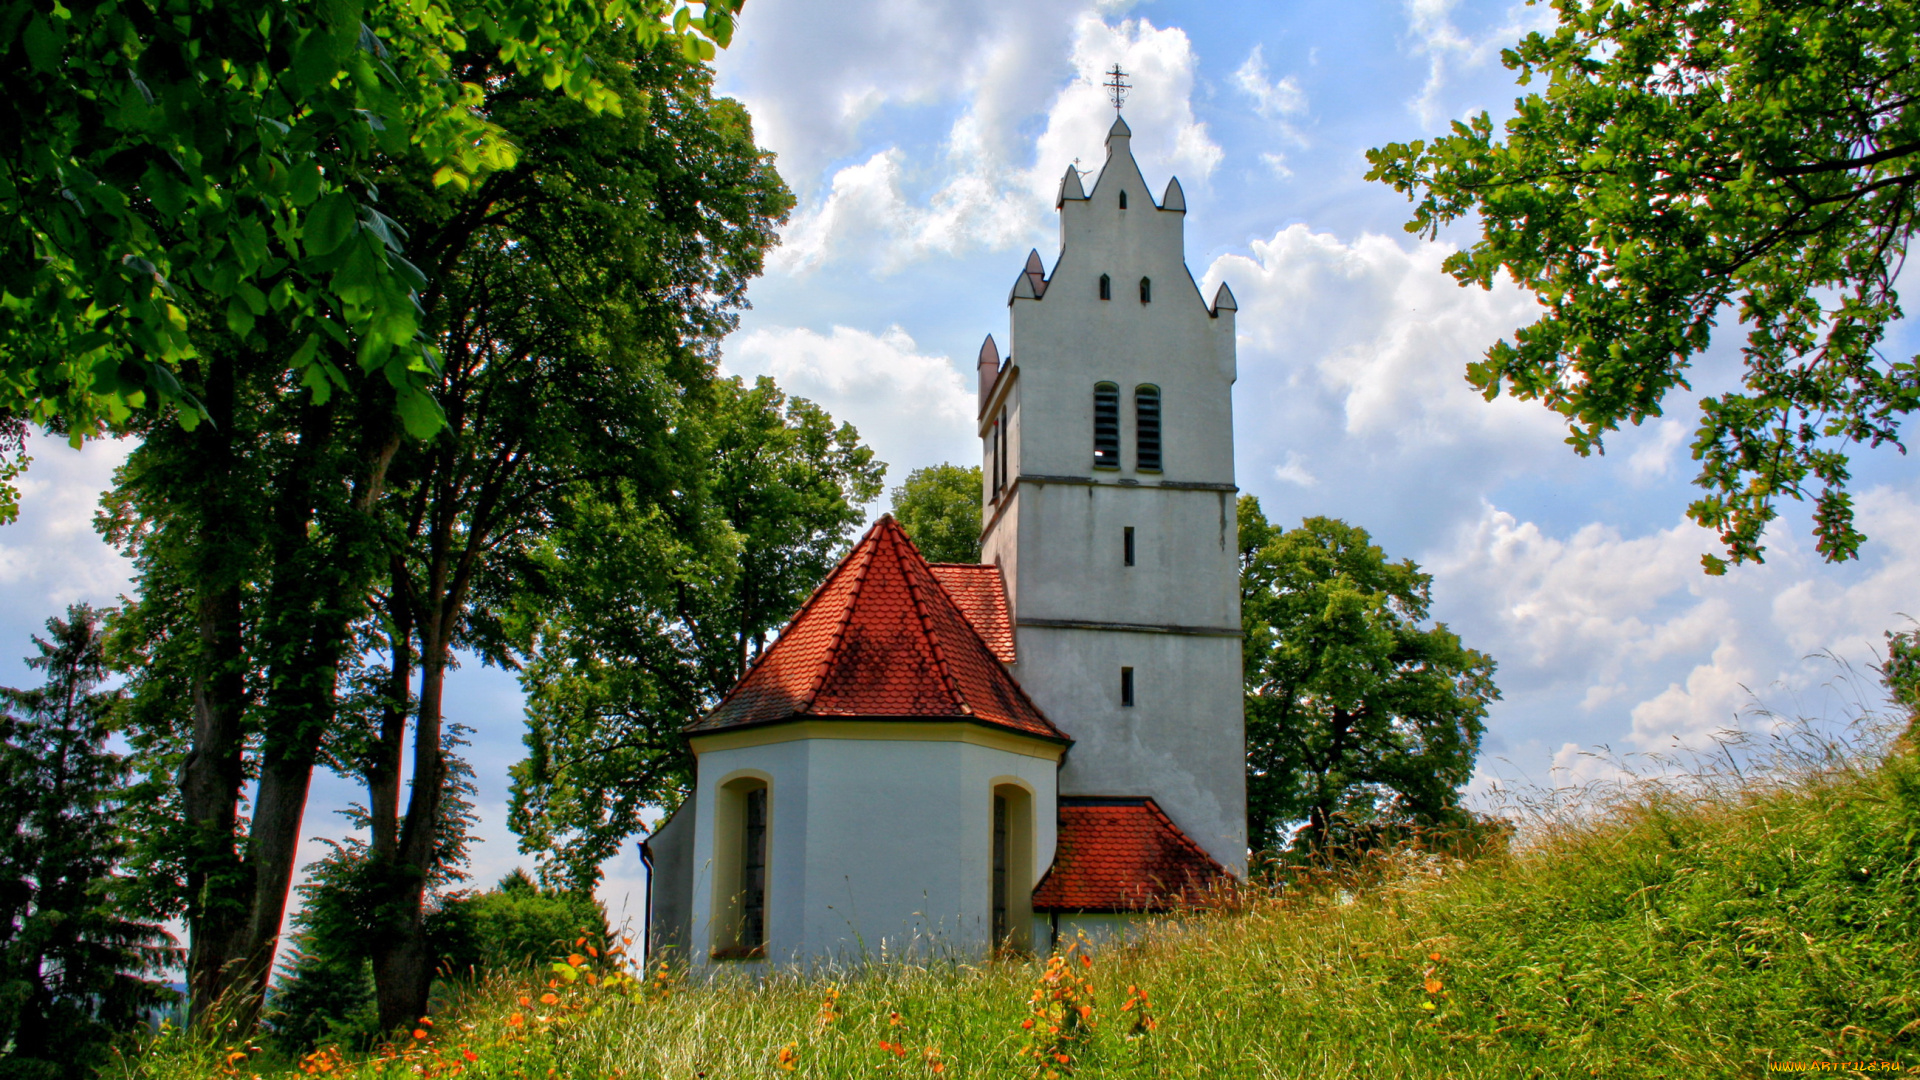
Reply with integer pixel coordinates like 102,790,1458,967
767,12,1222,275
1403,0,1557,127
1627,419,1688,482
1233,45,1308,121
1259,152,1294,179
0,432,133,684
1273,452,1316,487
722,324,977,483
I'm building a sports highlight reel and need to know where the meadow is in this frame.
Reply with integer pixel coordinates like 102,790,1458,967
128,712,1920,1080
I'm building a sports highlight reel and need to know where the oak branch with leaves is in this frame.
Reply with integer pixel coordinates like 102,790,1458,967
1367,0,1920,572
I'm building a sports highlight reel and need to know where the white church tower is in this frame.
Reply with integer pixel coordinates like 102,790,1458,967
976,114,1246,874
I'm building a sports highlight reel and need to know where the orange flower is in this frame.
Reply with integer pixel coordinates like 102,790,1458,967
775,1043,798,1071
1424,978,1443,995
1021,1019,1035,1030
507,1014,525,1028
1079,954,1091,969
461,1050,479,1063
574,936,588,947
587,945,599,958
412,1029,428,1041
1077,1005,1092,1021
568,954,585,968
1429,952,1443,963
517,996,531,1007
540,993,559,1005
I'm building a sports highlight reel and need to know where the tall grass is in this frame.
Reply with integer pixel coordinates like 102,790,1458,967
127,708,1920,1079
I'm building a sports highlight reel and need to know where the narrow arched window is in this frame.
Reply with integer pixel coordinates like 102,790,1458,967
1093,382,1120,469
712,774,771,960
1098,274,1111,301
1118,190,1128,209
1139,277,1151,304
1135,385,1161,472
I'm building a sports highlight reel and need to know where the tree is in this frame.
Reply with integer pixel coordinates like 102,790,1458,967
508,375,884,892
0,605,176,1077
0,0,739,456
1366,1,1920,572
332,34,788,1031
890,463,982,563
426,870,607,978
1239,498,1500,855
95,19,779,1030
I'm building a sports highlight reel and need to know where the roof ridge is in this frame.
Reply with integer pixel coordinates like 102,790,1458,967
797,521,883,714
886,522,972,717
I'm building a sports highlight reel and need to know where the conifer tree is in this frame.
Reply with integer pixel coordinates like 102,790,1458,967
0,605,176,1078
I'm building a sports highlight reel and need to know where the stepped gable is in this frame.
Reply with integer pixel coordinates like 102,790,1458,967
927,563,1014,663
1032,797,1228,912
687,517,1064,741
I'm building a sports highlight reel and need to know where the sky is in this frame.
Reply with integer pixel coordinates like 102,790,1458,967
2,0,1917,948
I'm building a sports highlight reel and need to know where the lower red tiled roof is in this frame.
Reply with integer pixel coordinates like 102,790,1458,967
686,517,1064,742
1031,797,1228,912
927,563,1014,663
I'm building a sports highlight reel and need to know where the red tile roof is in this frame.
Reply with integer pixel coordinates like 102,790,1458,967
1031,798,1229,912
686,517,1064,742
927,563,1014,663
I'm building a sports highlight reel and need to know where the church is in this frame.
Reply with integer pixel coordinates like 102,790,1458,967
644,113,1246,967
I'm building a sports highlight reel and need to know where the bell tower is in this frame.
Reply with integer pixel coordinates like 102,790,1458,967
976,115,1246,873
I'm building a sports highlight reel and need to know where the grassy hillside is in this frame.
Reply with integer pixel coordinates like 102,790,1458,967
131,721,1920,1079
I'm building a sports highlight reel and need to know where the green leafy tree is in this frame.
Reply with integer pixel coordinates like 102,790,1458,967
0,605,176,1077
509,375,884,891
0,0,739,454
426,870,607,978
890,463,983,563
98,21,782,1030
1239,498,1500,855
1367,1,1920,572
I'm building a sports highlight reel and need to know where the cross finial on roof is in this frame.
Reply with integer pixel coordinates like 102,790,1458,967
1104,64,1130,112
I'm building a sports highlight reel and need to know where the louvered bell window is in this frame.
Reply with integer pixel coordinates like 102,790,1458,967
1093,382,1121,469
1135,385,1161,472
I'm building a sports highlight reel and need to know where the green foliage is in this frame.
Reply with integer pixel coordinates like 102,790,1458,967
1368,0,1920,571
428,872,608,979
1239,497,1500,855
0,0,742,457
0,605,177,1077
890,463,983,564
508,375,884,891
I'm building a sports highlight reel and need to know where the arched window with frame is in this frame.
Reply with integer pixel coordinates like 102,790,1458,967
1093,382,1120,469
1134,385,1161,472
711,774,771,960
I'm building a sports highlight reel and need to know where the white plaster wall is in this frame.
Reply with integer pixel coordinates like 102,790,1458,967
644,800,696,962
1010,482,1237,629
1024,626,1246,874
688,734,1058,970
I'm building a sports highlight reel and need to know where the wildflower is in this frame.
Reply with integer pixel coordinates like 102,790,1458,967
412,1029,429,1041
776,1043,799,1071
878,1039,909,1059
568,953,585,967
1429,952,1443,963
508,1014,525,1028
1424,977,1443,994
540,992,559,1005
518,996,531,1007
462,1049,479,1063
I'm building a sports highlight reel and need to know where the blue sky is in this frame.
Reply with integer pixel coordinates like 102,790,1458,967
2,0,1917,934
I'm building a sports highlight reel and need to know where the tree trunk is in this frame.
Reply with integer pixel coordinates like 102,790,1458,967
372,625,449,1033
180,355,254,1027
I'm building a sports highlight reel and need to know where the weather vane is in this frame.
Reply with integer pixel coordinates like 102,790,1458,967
1104,64,1130,113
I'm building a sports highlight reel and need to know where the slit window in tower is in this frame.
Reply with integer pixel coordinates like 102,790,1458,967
1139,277,1151,303
1135,385,1162,472
1093,382,1121,469
1121,666,1135,707
741,786,768,952
1099,274,1111,301
1124,526,1135,566
1119,190,1128,209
